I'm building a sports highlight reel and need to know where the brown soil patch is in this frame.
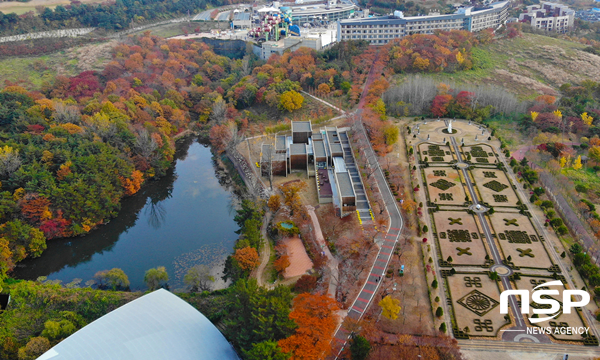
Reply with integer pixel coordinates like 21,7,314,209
432,211,488,266
488,212,553,269
424,167,466,206
471,168,519,207
282,236,313,278
514,276,588,342
447,273,510,338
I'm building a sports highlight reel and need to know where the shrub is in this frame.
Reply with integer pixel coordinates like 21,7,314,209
570,243,582,254
439,322,446,333
432,279,438,288
423,225,428,233
556,225,568,235
447,256,453,262
295,274,318,293
435,296,440,302
277,221,300,236
350,335,371,360
561,251,566,258
436,306,444,317
540,200,554,209
550,218,563,228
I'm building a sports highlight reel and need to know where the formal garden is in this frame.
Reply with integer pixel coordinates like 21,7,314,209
471,168,519,207
432,211,489,267
462,144,498,165
513,276,593,344
418,143,454,163
423,167,466,206
446,271,509,339
412,120,594,343
487,212,554,270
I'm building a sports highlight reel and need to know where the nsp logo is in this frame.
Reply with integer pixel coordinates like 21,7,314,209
499,280,590,324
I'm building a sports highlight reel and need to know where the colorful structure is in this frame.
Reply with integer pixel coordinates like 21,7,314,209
248,13,293,41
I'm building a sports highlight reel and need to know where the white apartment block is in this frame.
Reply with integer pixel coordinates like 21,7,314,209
519,2,574,33
337,1,509,45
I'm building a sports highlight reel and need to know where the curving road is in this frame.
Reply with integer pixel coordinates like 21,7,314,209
330,48,405,358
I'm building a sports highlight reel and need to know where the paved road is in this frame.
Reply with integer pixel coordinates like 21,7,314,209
330,48,405,358
459,339,600,356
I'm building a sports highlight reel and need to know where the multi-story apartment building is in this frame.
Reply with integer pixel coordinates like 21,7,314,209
519,2,574,33
337,1,509,45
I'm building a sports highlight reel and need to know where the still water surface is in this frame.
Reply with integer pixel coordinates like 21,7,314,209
14,137,239,290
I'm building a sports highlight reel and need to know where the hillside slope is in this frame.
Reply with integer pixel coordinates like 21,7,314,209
425,33,600,99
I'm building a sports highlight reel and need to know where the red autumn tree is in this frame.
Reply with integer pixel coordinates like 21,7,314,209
279,293,339,360
294,274,318,293
431,94,453,117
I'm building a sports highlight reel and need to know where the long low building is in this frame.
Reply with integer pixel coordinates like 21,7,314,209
337,1,509,45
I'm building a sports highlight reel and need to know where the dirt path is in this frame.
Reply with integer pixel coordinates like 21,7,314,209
253,211,272,287
306,205,339,298
358,48,383,110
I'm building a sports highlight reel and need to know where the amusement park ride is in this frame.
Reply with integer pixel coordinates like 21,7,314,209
247,13,301,42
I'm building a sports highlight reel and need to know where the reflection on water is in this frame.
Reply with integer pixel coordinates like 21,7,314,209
14,137,240,290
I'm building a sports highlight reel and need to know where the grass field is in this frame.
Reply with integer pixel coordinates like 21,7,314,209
421,33,596,100
0,0,102,15
0,40,114,89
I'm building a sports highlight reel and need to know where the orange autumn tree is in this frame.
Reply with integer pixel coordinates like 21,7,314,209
120,170,144,196
274,255,291,274
233,246,260,271
279,293,339,360
20,194,52,223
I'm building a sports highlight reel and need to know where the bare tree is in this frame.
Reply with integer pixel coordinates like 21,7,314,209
210,97,227,124
135,129,158,159
184,264,214,292
0,148,21,179
53,103,82,124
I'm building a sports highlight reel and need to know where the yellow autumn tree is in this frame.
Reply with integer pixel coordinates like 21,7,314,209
553,109,562,119
589,146,600,163
581,112,594,126
279,90,304,112
456,51,465,65
573,155,582,170
413,56,430,71
372,98,386,116
379,295,401,320
559,156,567,168
530,111,539,122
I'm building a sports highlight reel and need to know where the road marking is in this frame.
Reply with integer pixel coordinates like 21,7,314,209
363,289,374,294
382,245,393,249
374,265,385,270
